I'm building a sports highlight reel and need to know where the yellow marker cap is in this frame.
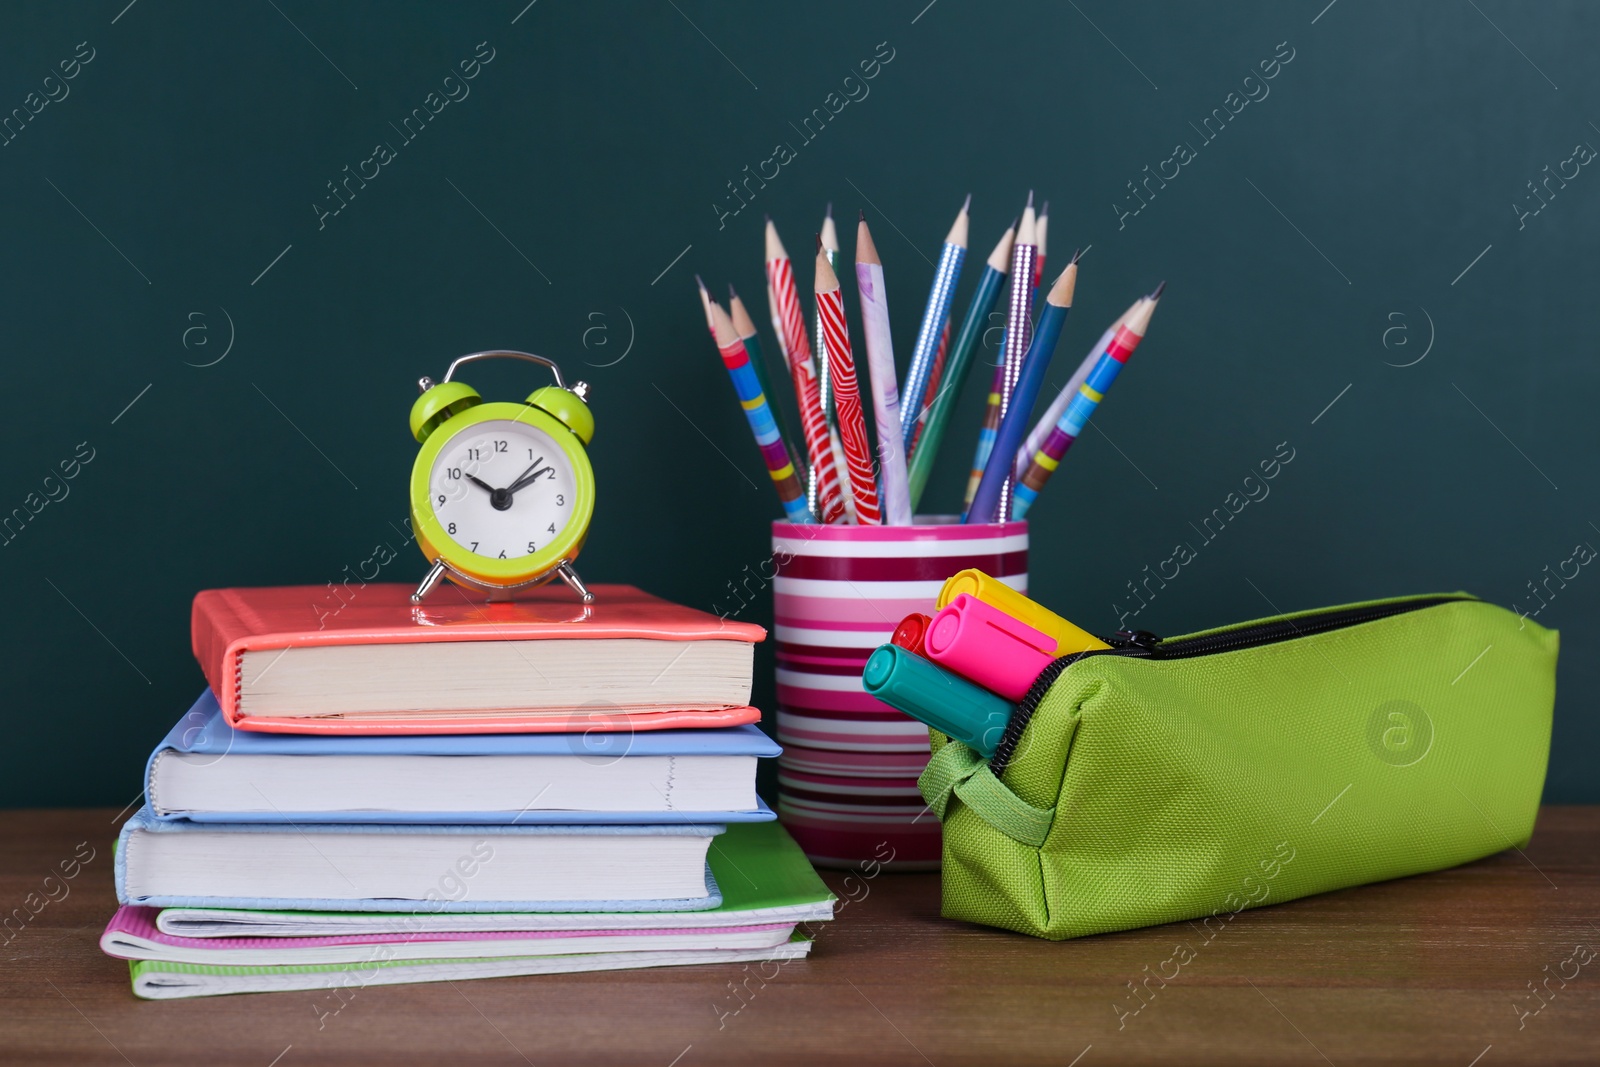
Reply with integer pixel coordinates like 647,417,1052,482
936,569,1110,656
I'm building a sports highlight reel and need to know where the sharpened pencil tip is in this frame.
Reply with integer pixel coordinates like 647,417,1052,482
694,273,707,290
1041,200,1050,217
1149,280,1167,299
1009,216,1020,231
1025,190,1034,208
825,202,833,218
815,233,823,253
728,283,738,298
962,193,972,212
1069,247,1082,264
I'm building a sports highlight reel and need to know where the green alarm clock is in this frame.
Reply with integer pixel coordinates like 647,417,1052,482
407,350,596,604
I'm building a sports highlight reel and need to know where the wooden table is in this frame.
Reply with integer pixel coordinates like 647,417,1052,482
3,807,1597,1066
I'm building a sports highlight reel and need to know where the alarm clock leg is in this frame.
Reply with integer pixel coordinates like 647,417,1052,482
410,559,449,604
556,561,595,604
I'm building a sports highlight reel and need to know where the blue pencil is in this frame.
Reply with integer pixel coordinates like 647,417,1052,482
900,196,970,451
906,221,1016,512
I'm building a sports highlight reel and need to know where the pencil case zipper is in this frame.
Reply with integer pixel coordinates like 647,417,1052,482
990,593,1478,774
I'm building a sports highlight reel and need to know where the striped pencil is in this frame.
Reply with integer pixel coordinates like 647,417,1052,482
899,196,970,451
999,194,1040,413
964,195,1038,513
969,255,1078,524
826,425,856,524
816,239,880,524
1012,292,1161,519
729,283,796,466
817,208,853,522
1015,297,1142,473
766,258,816,520
762,277,823,515
766,269,825,521
1003,197,1044,488
815,205,841,427
765,219,846,523
855,213,912,525
905,220,1015,512
710,301,812,523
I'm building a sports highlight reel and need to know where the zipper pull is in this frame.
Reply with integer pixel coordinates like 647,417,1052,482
1107,629,1162,653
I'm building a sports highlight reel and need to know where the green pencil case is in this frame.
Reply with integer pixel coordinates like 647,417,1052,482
918,593,1557,940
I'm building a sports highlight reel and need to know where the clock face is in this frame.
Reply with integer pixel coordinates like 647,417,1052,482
427,418,578,561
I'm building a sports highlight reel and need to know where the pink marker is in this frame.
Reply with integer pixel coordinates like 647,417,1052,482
924,593,1058,700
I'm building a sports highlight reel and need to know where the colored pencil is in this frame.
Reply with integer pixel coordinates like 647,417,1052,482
899,196,970,451
855,213,912,525
968,255,1078,524
817,207,852,522
695,274,717,335
1032,200,1049,296
709,301,812,523
998,195,1040,427
729,283,795,466
815,205,842,427
905,220,1015,512
815,240,880,525
763,275,822,523
1016,297,1141,472
764,280,790,372
963,196,1038,513
966,198,1043,495
1012,292,1160,519
908,319,951,454
761,265,851,527
827,425,856,523
765,280,785,352
765,219,846,523
963,363,1006,512
760,227,817,517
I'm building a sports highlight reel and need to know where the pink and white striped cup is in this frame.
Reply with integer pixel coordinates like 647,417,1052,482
771,518,1028,868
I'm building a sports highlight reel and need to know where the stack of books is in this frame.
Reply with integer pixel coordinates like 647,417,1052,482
102,584,834,1000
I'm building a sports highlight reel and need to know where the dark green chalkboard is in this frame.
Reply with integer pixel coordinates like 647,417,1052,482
2,0,1596,806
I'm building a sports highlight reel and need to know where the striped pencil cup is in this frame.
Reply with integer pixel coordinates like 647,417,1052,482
771,518,1028,870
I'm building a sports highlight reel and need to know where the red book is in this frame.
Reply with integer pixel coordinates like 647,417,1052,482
192,584,764,735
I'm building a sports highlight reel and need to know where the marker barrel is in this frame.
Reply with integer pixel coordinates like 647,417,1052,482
862,644,1013,758
925,594,1057,701
891,613,932,656
937,569,1110,657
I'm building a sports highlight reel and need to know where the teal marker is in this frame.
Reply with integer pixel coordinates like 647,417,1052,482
862,644,1013,757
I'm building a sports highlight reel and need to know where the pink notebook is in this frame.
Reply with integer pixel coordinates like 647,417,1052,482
192,583,765,734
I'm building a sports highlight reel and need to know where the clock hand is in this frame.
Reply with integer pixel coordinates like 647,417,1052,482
500,459,541,496
464,474,496,494
475,459,543,512
506,462,556,496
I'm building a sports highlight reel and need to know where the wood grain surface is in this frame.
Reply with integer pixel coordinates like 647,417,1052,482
2,807,1596,1066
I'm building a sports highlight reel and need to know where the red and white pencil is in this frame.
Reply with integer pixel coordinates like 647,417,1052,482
815,238,880,524
765,219,846,523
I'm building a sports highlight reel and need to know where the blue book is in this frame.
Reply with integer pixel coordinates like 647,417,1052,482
115,807,725,912
146,691,778,825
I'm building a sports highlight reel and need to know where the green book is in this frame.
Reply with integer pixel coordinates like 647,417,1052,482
121,822,834,1000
